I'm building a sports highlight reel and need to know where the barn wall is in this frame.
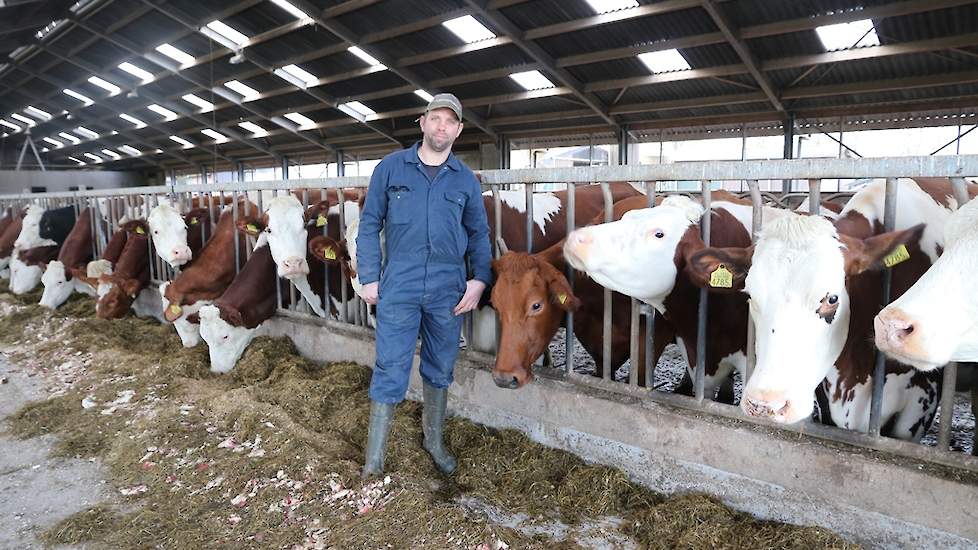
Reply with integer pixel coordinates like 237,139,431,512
0,170,147,194
260,314,977,548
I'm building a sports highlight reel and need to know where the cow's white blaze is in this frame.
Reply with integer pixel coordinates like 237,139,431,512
40,260,74,308
199,305,255,374
159,281,207,347
563,196,703,313
482,190,562,236
876,197,978,370
741,214,851,424
13,205,55,250
9,255,43,295
263,196,310,278
148,201,192,268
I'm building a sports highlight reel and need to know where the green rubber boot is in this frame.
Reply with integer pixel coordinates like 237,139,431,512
361,401,396,479
422,383,457,474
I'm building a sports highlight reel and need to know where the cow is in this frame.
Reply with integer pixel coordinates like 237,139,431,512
39,207,100,309
875,193,978,371
0,208,25,278
161,200,259,347
9,205,76,295
96,220,153,320
682,178,969,440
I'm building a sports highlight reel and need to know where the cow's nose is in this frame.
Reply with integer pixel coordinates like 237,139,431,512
280,257,309,278
492,373,520,389
170,246,192,262
569,230,593,249
875,308,914,348
742,392,790,418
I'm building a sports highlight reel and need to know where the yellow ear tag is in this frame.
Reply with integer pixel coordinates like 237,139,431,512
316,214,327,228
709,264,733,288
168,304,182,315
883,243,910,268
189,217,198,225
323,247,336,260
246,223,258,234
557,293,567,305
135,226,145,235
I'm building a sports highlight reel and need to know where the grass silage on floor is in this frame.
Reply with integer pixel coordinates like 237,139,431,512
0,285,857,549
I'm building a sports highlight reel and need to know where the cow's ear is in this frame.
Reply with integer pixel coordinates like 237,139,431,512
538,260,580,311
841,224,925,276
185,207,209,226
237,217,264,237
308,235,351,272
686,246,753,292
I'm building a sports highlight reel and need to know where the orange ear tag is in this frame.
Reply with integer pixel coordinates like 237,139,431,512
709,265,733,288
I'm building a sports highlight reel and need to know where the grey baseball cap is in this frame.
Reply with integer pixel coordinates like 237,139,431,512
425,93,462,120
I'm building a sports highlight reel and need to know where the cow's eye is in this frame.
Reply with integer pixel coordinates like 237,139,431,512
531,302,542,312
265,227,272,234
827,294,838,305
654,230,665,239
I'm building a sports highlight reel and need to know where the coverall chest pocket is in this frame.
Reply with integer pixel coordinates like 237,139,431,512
443,191,465,224
387,185,412,224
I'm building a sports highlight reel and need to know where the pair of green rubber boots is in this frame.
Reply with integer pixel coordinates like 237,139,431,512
361,383,457,479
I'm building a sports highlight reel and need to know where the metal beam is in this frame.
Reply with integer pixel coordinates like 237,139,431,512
700,0,784,112
523,0,701,41
462,0,620,129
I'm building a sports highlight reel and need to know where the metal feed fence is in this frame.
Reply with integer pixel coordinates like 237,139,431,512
1,154,977,474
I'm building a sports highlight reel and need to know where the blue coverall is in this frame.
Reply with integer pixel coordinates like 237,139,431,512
356,142,492,404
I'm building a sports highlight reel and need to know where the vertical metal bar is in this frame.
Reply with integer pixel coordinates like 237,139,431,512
337,188,348,324
628,297,640,387
938,363,958,450
491,185,503,259
869,177,899,436
319,189,331,319
950,177,971,207
525,183,534,252
232,190,241,274
808,178,821,216
644,181,656,388
601,181,613,381
564,183,576,375
695,179,712,403
745,179,762,384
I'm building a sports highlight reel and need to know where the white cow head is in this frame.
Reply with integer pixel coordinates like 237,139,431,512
9,255,43,295
253,196,309,279
13,205,50,250
148,201,192,268
563,196,704,312
39,260,73,309
876,198,978,370
198,304,256,374
689,213,925,424
159,281,204,347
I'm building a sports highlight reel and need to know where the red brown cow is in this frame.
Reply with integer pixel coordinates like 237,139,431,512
96,220,153,319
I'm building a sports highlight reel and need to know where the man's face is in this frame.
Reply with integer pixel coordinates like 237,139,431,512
419,108,463,153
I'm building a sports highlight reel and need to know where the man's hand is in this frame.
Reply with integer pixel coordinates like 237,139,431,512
362,282,379,305
454,280,486,316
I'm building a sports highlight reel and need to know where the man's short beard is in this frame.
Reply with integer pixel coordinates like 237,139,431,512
424,134,453,153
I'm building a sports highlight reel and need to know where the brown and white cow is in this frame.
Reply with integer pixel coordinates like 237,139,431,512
875,191,978,371
161,201,259,346
96,220,153,319
148,198,217,269
0,207,25,278
683,178,966,439
10,205,78,295
39,207,100,308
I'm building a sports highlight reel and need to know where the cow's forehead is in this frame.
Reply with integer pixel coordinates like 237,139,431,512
748,214,845,297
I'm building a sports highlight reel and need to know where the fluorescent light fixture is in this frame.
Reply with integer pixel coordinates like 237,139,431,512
154,149,164,154
58,132,81,144
11,113,36,126
509,70,555,90
68,156,86,165
815,19,879,51
201,128,229,143
84,152,103,163
119,145,141,156
348,46,382,66
181,93,214,112
341,101,375,116
0,119,22,131
88,76,121,95
206,20,249,46
237,121,268,137
63,88,94,105
146,104,178,120
41,147,49,152
101,149,121,159
118,61,155,82
169,135,194,148
270,0,309,19
637,49,691,73
283,112,315,128
75,126,99,139
155,43,195,65
414,89,434,102
43,137,63,147
224,80,259,100
120,113,147,128
276,64,319,87
442,15,495,44
584,0,638,14
25,106,52,120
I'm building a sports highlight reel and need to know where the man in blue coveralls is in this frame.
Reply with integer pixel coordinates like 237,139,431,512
356,93,492,478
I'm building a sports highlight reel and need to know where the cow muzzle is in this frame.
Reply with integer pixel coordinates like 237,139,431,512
742,392,791,420
169,245,192,265
874,308,915,353
279,256,309,278
492,372,521,389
